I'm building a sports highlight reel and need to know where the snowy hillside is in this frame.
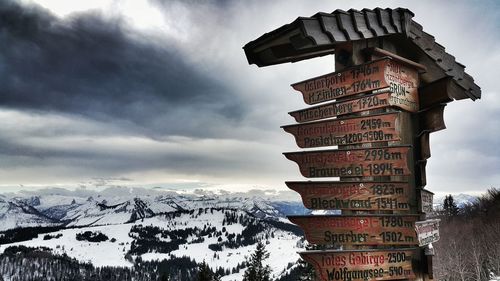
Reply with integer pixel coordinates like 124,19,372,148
0,209,303,280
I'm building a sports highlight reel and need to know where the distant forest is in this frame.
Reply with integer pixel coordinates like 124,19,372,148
0,245,199,281
434,188,500,280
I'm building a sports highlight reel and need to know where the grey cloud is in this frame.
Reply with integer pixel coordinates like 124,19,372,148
0,0,497,195
0,0,245,138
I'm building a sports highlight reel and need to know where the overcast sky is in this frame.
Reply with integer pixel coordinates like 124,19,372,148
0,0,498,195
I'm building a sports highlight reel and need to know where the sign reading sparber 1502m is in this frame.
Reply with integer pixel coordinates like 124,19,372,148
291,57,419,111
288,215,419,246
286,181,411,211
300,249,416,281
284,146,411,178
282,112,400,148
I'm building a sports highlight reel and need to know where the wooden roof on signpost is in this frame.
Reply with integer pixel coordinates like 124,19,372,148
243,8,481,101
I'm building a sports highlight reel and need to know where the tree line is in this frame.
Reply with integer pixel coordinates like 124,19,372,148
434,188,500,281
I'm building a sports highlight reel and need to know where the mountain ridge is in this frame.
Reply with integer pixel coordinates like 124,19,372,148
0,187,309,231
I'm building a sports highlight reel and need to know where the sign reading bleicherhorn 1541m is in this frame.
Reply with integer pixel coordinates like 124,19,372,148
300,249,416,281
291,57,419,109
286,181,411,211
289,215,419,246
284,146,410,178
282,112,400,148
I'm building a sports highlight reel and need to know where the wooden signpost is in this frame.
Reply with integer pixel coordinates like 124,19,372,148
282,54,428,280
244,8,481,281
281,56,425,280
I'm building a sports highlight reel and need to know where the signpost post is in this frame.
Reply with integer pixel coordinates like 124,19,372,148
244,7,481,281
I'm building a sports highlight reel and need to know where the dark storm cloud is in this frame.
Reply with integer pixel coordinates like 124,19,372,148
0,1,245,138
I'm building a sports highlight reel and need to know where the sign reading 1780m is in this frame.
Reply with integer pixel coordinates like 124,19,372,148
300,249,416,281
284,146,411,178
288,215,418,246
291,57,419,110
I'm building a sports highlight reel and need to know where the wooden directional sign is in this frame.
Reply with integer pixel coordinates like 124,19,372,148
288,215,419,246
282,112,400,148
384,59,420,113
289,91,392,123
286,181,411,211
300,249,417,281
291,57,419,108
420,189,434,214
415,219,440,246
289,90,417,123
284,146,411,178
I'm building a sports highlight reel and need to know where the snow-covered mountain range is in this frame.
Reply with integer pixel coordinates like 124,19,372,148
0,187,308,281
0,187,307,231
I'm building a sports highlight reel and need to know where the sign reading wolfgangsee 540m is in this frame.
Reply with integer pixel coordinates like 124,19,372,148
282,57,425,281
